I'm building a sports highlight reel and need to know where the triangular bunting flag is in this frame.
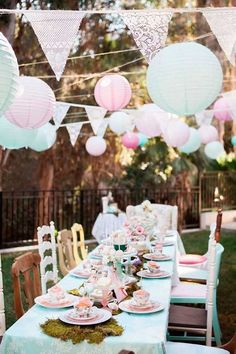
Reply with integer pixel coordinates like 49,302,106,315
66,122,83,146
53,102,70,128
25,10,85,80
85,106,107,135
121,11,172,62
202,9,236,66
195,110,214,126
96,120,108,138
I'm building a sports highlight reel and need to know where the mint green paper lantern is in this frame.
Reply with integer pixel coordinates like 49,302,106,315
231,135,236,146
146,42,223,115
0,116,36,149
179,128,201,154
204,141,225,159
138,133,148,147
0,33,19,114
29,123,56,152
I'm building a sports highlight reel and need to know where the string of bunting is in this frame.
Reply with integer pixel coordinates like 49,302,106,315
1,8,236,80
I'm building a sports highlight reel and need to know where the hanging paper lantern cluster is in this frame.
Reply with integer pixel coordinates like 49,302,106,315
94,74,132,111
0,33,19,115
138,133,148,147
231,135,236,146
204,141,225,159
29,123,56,152
86,136,107,156
5,76,56,129
198,124,218,144
179,128,201,154
109,112,131,135
213,97,232,122
147,42,223,115
121,132,139,149
163,120,190,147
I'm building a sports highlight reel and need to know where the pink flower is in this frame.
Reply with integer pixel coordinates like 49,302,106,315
136,226,144,234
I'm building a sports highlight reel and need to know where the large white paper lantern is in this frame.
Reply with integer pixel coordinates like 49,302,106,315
5,76,56,129
29,123,56,152
204,141,225,159
147,42,223,115
0,116,36,149
0,33,19,115
179,128,201,154
109,112,131,135
164,120,190,147
198,124,218,144
86,136,107,156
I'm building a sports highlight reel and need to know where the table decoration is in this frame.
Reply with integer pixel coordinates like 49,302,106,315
111,229,128,251
41,317,124,344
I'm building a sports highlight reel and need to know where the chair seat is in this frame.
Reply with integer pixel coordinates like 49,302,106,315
165,342,229,354
179,254,207,265
178,266,207,284
169,304,207,329
171,282,206,301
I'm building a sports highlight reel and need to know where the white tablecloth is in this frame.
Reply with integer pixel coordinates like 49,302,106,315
92,212,127,243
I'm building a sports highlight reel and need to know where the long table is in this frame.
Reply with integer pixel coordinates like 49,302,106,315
0,233,178,354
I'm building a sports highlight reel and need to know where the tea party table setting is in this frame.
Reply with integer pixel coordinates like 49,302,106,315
0,222,179,354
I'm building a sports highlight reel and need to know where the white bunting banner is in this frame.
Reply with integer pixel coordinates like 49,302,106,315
25,11,85,80
121,11,172,62
223,90,236,121
85,106,107,135
195,110,214,126
96,120,108,138
203,9,236,66
66,122,83,146
53,102,70,128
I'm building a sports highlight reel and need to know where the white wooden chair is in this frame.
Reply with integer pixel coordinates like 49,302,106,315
0,254,5,338
37,221,58,294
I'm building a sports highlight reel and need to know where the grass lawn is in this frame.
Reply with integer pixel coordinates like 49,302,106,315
2,230,236,343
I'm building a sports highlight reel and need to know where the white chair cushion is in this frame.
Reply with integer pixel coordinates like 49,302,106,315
165,342,229,354
171,282,206,299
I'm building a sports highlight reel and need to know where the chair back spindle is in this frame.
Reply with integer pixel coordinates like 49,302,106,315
215,209,223,243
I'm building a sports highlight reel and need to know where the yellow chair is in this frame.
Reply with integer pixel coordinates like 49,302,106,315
57,230,77,276
71,223,88,264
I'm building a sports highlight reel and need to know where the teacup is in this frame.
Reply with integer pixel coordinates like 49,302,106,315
133,289,150,306
74,297,94,318
47,285,65,303
147,261,160,274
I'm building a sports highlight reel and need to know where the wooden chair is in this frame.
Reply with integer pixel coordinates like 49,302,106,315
71,223,88,264
11,252,41,319
57,230,77,276
37,221,58,294
0,254,5,339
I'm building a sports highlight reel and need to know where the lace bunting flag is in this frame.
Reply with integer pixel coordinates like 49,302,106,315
203,9,236,66
66,122,83,146
96,120,108,138
25,11,85,80
195,110,214,126
53,102,70,128
121,11,172,62
85,106,107,135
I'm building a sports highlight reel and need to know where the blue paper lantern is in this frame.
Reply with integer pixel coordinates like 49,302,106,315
146,42,223,115
0,33,19,114
138,133,148,147
204,141,225,159
0,116,36,149
29,123,56,152
179,128,201,154
231,135,236,146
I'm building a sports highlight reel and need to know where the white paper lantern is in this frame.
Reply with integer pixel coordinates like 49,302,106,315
29,123,56,152
179,128,201,154
198,124,218,144
164,120,190,147
147,42,223,115
204,141,225,159
109,112,131,135
5,76,56,129
86,136,107,156
0,33,19,115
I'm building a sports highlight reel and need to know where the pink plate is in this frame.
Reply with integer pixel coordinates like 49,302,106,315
143,253,172,261
137,270,171,279
119,299,164,314
66,308,98,321
59,308,112,325
35,294,76,309
69,269,90,278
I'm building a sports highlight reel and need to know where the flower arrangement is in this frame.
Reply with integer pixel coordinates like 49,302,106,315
124,213,157,241
102,246,125,266
111,229,128,250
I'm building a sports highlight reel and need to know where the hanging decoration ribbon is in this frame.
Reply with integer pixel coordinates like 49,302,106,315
66,122,83,146
195,109,214,126
85,106,107,135
121,11,172,62
202,8,236,66
24,11,85,80
53,102,70,128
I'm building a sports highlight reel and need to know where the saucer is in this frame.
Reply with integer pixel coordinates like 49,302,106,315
67,307,98,321
59,308,112,325
35,294,76,308
119,299,164,314
143,253,172,261
69,269,91,278
137,270,171,279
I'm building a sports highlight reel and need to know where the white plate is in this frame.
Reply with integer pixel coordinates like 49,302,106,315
143,253,172,261
35,294,76,309
59,308,112,325
151,241,174,247
119,299,164,314
69,269,90,278
137,270,171,279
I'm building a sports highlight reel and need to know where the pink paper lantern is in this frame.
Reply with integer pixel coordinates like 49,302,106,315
164,120,190,147
5,76,56,129
213,97,232,121
135,105,164,138
85,136,107,156
198,124,218,144
121,132,139,149
94,74,132,111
